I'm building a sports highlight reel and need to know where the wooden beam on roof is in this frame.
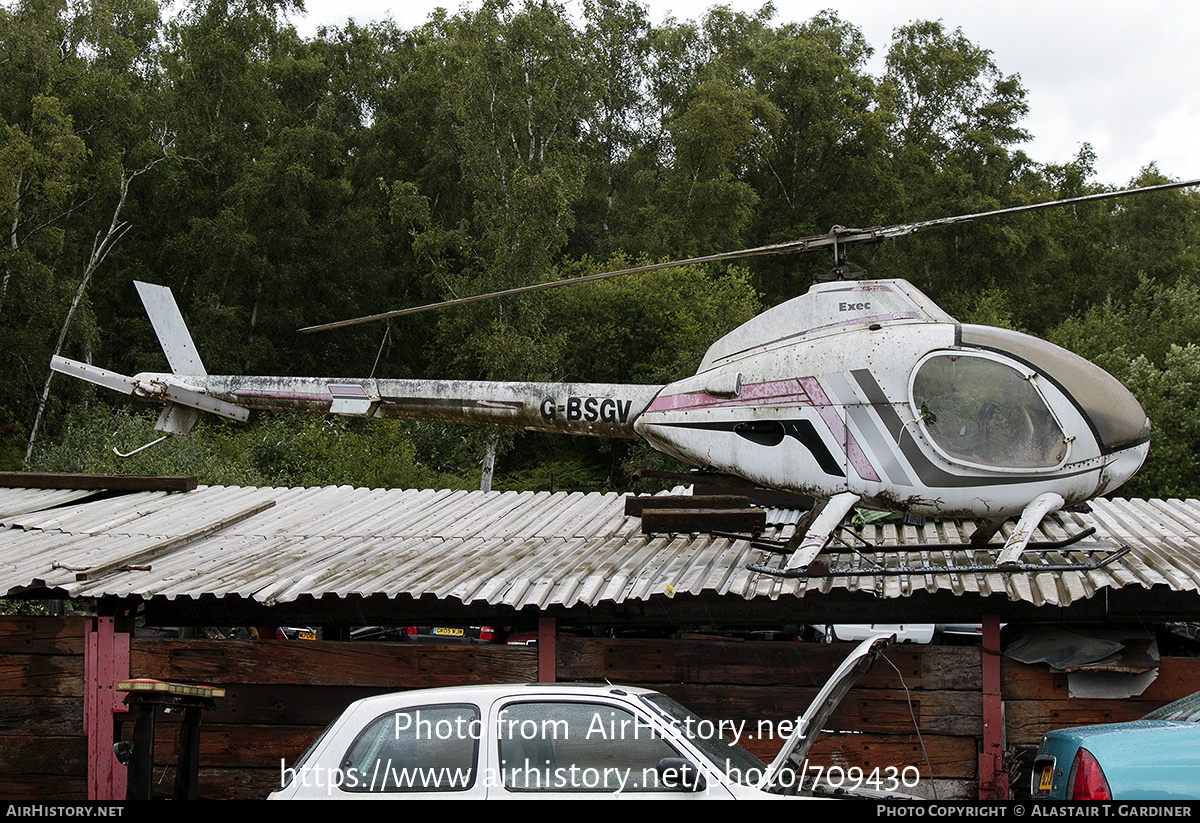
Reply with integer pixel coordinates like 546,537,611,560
640,507,766,534
73,500,276,582
0,472,198,492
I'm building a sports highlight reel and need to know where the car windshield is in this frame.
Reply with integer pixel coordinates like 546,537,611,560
1142,690,1200,722
639,693,766,786
279,718,337,789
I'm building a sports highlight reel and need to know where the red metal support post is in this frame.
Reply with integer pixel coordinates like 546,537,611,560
84,616,130,800
978,614,1008,799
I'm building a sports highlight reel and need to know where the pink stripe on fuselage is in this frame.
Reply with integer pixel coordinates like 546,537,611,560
799,378,880,483
646,378,815,413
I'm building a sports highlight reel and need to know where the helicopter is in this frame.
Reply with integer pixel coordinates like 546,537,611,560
49,179,1199,577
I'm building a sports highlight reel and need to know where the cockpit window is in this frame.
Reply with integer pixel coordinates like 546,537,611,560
912,354,1068,469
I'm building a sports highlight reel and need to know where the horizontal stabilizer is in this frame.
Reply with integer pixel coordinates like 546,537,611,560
51,357,137,395
160,383,249,423
51,356,248,424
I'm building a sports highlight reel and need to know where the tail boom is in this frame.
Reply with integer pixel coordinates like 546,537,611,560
51,281,662,440
202,374,660,439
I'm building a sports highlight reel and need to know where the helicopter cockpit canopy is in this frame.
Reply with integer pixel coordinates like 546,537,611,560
911,352,1069,471
955,325,1150,453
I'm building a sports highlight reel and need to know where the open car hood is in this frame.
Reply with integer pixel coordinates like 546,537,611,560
757,632,894,791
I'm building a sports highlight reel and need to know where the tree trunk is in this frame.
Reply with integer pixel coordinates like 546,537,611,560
479,429,499,492
23,162,151,464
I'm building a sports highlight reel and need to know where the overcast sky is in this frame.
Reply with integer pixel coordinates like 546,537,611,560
286,0,1200,187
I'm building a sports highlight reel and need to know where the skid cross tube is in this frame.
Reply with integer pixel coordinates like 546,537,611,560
735,525,1131,578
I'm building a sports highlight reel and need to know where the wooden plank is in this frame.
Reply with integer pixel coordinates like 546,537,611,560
0,697,85,735
0,775,88,802
408,646,538,685
996,658,1058,700
907,691,983,737
201,684,395,725
558,637,891,685
640,507,765,533
913,645,982,690
1006,697,1167,743
623,494,751,516
735,733,976,782
0,472,197,491
1145,656,1200,699
88,761,283,800
131,638,537,686
843,688,982,737
1002,656,1200,744
0,617,86,655
808,732,977,780
599,683,983,739
558,637,982,690
862,644,981,690
1002,651,1200,701
0,735,86,776
194,768,282,801
119,720,326,770
0,655,83,697
77,500,276,581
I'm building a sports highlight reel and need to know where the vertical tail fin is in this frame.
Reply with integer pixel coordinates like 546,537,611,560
135,281,207,376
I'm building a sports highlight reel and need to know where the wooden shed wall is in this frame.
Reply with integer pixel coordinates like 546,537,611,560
0,617,87,800
4,617,1198,801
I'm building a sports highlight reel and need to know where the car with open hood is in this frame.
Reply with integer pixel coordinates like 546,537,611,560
270,634,912,799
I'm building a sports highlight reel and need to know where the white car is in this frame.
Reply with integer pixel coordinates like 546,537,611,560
824,624,935,644
270,634,915,799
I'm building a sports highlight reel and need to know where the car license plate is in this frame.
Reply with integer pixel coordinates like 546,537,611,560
1037,765,1054,793
297,630,316,641
435,627,464,637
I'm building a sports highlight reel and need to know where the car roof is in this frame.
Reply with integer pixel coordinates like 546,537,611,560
326,632,895,770
346,682,662,710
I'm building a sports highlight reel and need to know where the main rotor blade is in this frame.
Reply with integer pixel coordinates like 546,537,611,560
298,241,821,333
300,177,1200,334
875,176,1200,241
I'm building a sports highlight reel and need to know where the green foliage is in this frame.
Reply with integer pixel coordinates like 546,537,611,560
885,20,1028,158
1118,346,1200,499
27,404,477,489
0,599,52,616
1049,275,1200,497
542,258,761,383
493,454,609,493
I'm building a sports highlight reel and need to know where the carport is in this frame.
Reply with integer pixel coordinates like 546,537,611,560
3,474,1200,799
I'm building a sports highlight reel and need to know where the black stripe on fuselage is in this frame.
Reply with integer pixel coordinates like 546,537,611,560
651,419,844,477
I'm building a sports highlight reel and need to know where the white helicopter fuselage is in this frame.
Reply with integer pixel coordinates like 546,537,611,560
635,280,1149,519
56,178,1193,571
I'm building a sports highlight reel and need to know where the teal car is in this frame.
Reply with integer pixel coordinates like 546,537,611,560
1031,690,1200,800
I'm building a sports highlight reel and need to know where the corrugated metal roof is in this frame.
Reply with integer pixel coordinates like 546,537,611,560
3,484,1200,611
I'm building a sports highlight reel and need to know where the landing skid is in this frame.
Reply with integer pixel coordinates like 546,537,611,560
740,525,1131,578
